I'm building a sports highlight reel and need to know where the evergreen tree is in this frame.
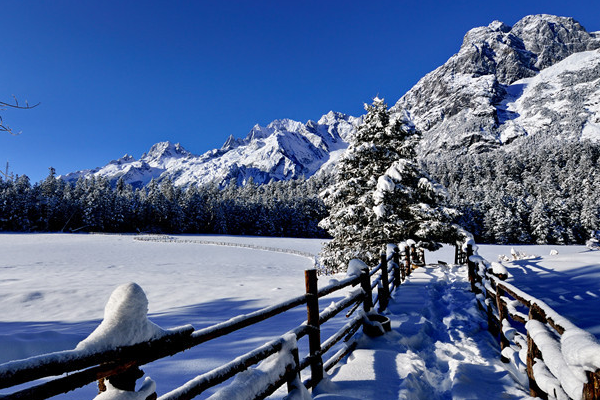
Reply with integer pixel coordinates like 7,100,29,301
319,97,433,273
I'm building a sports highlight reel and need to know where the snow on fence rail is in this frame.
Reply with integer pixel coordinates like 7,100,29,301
457,244,600,400
0,245,421,400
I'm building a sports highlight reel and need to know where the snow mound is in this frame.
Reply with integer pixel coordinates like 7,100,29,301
347,259,369,278
76,283,166,352
93,377,156,400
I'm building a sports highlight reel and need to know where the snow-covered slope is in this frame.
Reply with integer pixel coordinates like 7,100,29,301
63,14,600,187
393,14,600,156
61,112,360,187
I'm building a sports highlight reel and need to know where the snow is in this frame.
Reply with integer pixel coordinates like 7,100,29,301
346,259,368,278
490,262,508,276
526,319,584,399
61,111,361,187
94,377,156,400
498,50,600,143
76,283,168,352
1,235,599,400
206,334,298,400
314,263,529,399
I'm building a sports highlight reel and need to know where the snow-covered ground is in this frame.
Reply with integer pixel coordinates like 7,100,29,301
1,234,599,399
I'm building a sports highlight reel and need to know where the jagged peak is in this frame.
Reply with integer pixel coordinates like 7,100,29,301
108,154,135,165
488,20,511,33
317,111,352,125
142,141,191,161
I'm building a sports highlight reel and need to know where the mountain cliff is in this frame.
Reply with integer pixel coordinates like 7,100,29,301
393,14,600,156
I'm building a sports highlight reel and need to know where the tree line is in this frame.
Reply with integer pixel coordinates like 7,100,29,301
0,168,329,238
2,135,599,245
424,137,600,245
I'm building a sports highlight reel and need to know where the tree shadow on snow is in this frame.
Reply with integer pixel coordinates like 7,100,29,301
504,257,600,337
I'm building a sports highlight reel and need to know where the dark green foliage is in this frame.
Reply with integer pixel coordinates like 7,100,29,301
319,98,461,274
0,170,330,238
423,139,600,245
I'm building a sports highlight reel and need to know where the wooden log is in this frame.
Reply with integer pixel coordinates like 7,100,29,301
466,244,476,292
305,269,323,386
583,370,600,400
285,347,301,395
404,245,411,276
410,244,417,266
454,245,459,264
393,248,401,288
360,268,373,312
496,286,510,363
527,304,547,399
378,252,390,312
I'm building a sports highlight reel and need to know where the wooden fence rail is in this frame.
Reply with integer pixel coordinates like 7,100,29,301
457,244,600,400
0,244,419,400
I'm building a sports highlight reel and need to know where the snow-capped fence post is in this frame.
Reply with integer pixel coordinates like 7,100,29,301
305,268,324,386
393,247,401,286
378,251,390,312
526,304,546,398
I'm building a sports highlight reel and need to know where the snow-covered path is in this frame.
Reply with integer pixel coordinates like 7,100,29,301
313,264,529,400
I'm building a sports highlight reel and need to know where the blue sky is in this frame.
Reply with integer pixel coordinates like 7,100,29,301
1,1,599,183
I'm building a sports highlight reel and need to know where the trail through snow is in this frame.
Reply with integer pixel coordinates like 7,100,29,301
314,264,529,399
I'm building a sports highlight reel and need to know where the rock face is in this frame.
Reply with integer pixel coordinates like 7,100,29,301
393,14,600,156
61,112,360,187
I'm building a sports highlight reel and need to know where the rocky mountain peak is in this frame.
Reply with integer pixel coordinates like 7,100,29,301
511,14,600,69
142,141,192,162
394,14,600,157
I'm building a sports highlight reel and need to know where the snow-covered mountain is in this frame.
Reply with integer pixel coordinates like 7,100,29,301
62,112,360,187
63,14,600,187
393,14,600,156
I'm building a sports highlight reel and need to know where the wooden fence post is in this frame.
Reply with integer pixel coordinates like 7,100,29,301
393,247,401,286
583,370,600,400
404,245,411,277
379,251,389,312
360,268,373,312
466,244,475,292
527,304,546,399
305,269,323,386
286,346,302,394
454,245,459,265
496,285,510,363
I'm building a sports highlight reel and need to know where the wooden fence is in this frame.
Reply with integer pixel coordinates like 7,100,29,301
0,244,422,400
458,244,600,400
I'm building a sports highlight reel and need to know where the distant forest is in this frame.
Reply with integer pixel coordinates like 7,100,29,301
0,170,330,238
1,139,599,244
424,139,600,245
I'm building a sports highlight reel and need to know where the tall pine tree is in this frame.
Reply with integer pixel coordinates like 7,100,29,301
319,97,423,273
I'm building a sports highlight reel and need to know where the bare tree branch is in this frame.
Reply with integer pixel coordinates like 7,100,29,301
0,95,40,135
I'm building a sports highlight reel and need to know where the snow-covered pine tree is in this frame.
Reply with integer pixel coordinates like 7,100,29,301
319,97,422,273
372,138,461,252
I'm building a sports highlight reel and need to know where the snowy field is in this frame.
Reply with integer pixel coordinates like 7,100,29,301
1,234,599,399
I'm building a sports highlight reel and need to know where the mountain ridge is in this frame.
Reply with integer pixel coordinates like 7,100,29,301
62,14,600,187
